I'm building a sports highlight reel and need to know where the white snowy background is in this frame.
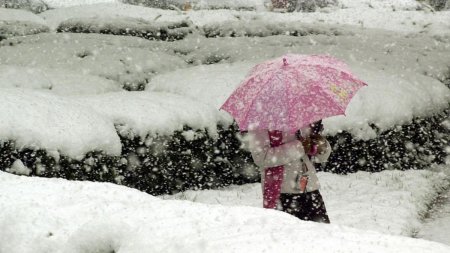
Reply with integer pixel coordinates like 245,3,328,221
0,0,449,252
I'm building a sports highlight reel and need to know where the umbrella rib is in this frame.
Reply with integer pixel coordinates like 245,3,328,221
283,69,293,132
317,83,347,115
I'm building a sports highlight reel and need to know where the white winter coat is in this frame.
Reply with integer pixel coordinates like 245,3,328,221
246,128,331,194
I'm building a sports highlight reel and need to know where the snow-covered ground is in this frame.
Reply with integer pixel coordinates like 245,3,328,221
1,168,450,253
164,166,450,237
419,188,450,245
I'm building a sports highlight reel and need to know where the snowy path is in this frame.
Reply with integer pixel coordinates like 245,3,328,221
418,188,450,245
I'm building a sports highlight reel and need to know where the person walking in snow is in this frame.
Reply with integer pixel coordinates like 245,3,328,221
247,120,331,223
221,54,366,223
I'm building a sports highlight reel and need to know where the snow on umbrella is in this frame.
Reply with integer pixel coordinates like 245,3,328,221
220,54,367,133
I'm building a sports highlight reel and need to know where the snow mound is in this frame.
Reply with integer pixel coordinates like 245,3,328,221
0,65,122,95
1,171,450,253
6,159,31,176
0,89,122,159
65,219,132,253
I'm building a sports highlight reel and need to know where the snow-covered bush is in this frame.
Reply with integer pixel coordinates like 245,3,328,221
292,0,338,12
1,109,448,195
57,17,192,41
200,20,349,38
122,0,183,10
0,0,49,13
0,125,255,195
0,33,187,91
0,65,122,95
0,20,49,39
123,0,266,11
0,8,49,39
321,110,450,174
419,0,450,10
0,87,255,195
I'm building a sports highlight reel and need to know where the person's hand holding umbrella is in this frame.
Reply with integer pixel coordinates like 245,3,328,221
296,120,327,156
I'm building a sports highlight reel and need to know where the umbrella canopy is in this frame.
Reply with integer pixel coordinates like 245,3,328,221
220,54,367,133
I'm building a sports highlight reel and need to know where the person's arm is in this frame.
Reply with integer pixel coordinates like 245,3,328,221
247,130,306,168
312,139,332,163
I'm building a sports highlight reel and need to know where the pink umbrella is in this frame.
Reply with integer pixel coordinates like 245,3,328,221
220,54,367,133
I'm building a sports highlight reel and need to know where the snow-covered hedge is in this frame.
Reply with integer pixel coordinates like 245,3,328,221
0,63,447,196
426,0,450,10
1,109,447,195
0,88,255,195
198,18,350,38
4,1,450,41
322,110,450,173
0,0,49,13
0,0,430,12
0,8,49,39
0,65,122,95
0,20,49,39
38,3,189,30
57,17,191,41
0,33,187,90
0,126,255,195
